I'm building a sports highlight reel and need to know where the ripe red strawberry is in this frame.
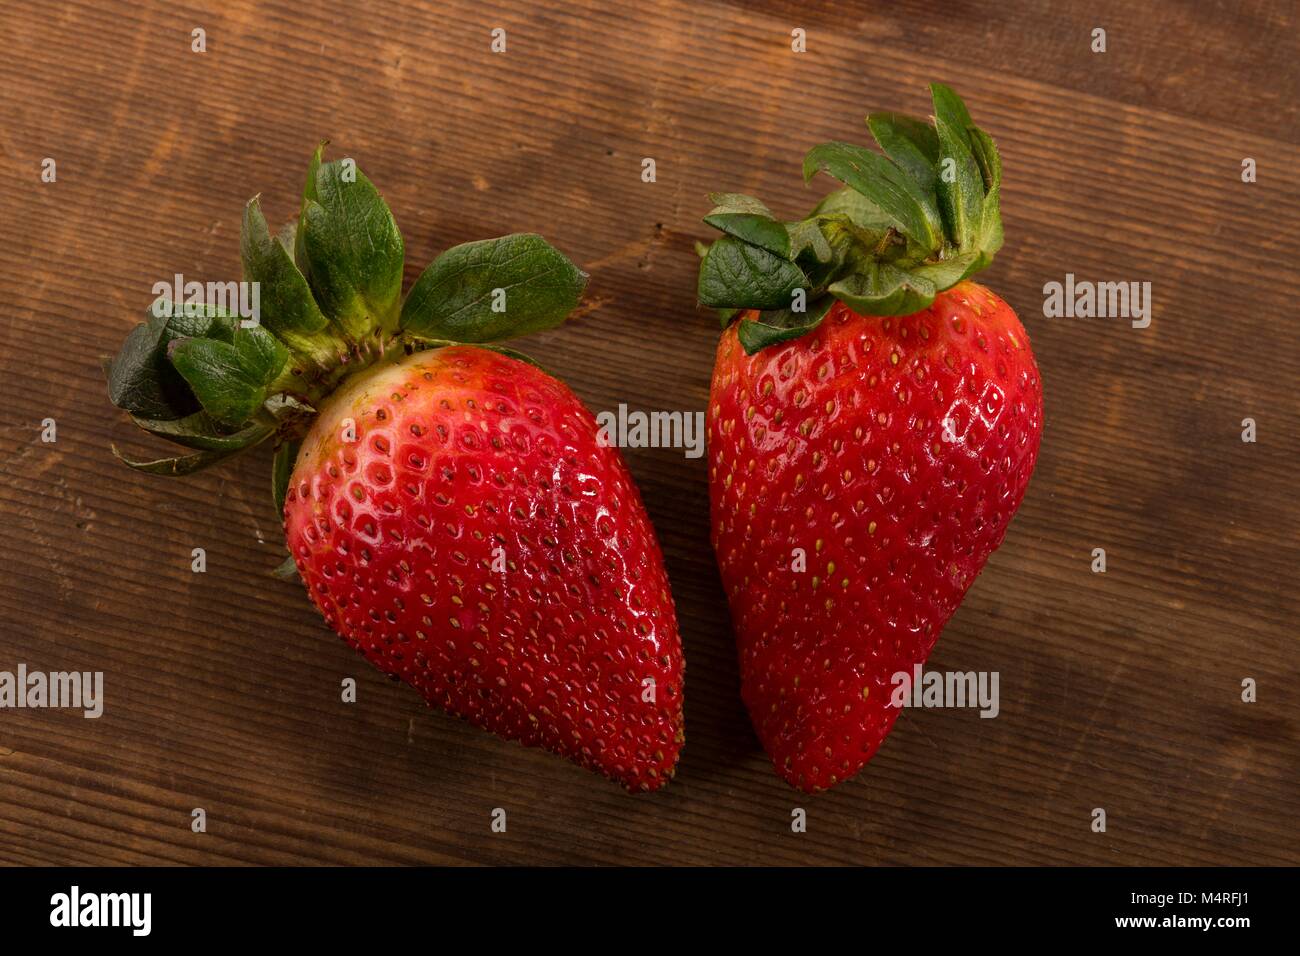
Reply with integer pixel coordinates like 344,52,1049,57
284,345,684,789
107,146,683,791
697,85,1042,791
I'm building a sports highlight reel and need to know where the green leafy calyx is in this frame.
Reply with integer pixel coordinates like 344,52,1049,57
106,144,587,487
697,84,1003,354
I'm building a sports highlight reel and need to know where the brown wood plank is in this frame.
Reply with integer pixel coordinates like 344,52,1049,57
0,0,1296,866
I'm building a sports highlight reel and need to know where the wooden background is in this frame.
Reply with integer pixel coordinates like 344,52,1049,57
0,0,1296,866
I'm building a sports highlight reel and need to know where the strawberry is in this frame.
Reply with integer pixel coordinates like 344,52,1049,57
697,85,1043,791
284,345,684,789
107,146,684,791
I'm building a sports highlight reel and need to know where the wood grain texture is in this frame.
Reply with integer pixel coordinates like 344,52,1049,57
0,0,1297,866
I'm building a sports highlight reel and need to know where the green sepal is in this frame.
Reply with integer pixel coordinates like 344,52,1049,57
787,215,861,291
168,324,290,428
693,239,742,326
910,252,983,292
163,300,239,341
399,233,587,343
272,439,300,516
105,301,209,420
296,144,405,337
271,554,300,581
110,443,250,477
786,217,834,266
968,125,1002,192
129,412,272,452
866,113,940,194
930,82,985,249
803,141,942,250
809,186,905,236
703,194,790,257
737,294,835,355
697,236,808,310
705,193,775,217
968,125,1004,261
829,263,937,317
703,213,791,257
241,196,334,361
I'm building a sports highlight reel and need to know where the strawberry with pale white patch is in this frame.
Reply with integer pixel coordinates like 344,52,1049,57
286,346,683,789
108,147,684,790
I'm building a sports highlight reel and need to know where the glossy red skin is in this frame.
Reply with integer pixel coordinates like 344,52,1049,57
284,346,684,791
709,282,1043,792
